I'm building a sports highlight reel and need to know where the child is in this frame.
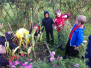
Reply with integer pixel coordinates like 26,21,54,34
85,35,91,68
0,31,18,67
54,9,70,50
42,10,54,44
29,23,40,37
65,15,86,58
0,45,9,67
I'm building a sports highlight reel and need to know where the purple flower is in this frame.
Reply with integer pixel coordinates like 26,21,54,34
10,62,13,66
29,59,32,61
25,62,28,65
50,57,55,62
14,61,19,65
59,57,63,60
29,64,33,68
54,63,58,68
22,63,27,66
50,51,55,57
73,64,79,68
24,65,29,68
11,65,16,68
57,55,60,60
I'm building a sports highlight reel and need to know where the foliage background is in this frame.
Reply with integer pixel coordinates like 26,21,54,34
0,0,91,68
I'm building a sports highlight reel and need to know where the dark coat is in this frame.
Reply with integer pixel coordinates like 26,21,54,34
42,11,54,32
85,35,91,67
0,33,16,49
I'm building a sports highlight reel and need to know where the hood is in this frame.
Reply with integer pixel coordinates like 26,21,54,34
89,35,91,40
44,11,49,17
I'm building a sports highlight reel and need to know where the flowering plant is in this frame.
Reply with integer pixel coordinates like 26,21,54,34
9,53,33,68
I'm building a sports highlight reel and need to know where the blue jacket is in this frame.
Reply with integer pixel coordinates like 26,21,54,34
70,23,85,47
42,11,54,31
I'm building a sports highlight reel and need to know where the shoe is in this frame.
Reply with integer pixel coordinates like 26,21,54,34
51,40,54,44
60,44,64,51
57,45,64,50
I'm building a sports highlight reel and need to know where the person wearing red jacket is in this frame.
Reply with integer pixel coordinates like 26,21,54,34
29,23,40,38
54,9,70,50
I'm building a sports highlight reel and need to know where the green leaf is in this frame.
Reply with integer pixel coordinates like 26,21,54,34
0,32,5,37
36,34,40,42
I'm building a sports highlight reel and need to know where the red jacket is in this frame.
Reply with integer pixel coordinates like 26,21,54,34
54,14,70,32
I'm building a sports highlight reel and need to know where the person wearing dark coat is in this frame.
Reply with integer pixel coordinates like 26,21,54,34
0,32,17,67
42,10,54,43
85,35,91,68
0,32,17,49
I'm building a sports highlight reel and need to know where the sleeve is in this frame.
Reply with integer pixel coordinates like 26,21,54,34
65,13,70,19
51,18,55,25
5,33,12,42
54,18,57,26
38,26,40,34
76,31,84,47
29,25,32,34
9,42,17,50
42,19,45,32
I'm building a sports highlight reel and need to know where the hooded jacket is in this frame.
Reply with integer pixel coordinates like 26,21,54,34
42,11,54,31
54,13,70,32
70,23,85,47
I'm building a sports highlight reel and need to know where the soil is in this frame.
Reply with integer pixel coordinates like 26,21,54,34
35,42,50,61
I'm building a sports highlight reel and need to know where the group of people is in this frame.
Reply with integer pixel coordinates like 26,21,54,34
42,9,86,58
42,9,91,68
0,9,91,68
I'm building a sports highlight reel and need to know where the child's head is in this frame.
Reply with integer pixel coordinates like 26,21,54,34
44,11,49,18
55,9,61,17
32,23,38,29
76,15,86,25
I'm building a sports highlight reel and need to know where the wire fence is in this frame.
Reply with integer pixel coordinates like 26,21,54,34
0,0,91,30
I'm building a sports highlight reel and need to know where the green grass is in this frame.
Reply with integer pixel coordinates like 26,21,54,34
84,24,91,36
41,30,65,58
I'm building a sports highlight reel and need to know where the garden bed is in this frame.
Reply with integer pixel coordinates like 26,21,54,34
35,42,50,61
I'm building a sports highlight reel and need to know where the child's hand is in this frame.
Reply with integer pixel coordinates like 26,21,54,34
62,15,67,18
73,45,78,50
54,26,57,29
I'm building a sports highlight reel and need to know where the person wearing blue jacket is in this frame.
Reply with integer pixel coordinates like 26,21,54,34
64,15,86,58
85,35,91,68
42,11,54,44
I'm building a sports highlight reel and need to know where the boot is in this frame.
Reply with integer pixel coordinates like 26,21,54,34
60,44,64,51
51,40,54,44
57,44,64,50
